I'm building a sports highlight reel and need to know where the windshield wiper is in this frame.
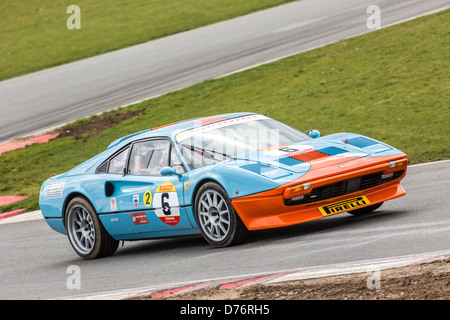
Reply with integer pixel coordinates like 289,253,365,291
181,144,231,160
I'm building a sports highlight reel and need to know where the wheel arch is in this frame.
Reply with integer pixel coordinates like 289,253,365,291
62,192,96,227
191,178,223,206
190,177,247,222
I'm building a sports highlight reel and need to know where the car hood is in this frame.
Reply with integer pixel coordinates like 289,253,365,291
228,134,394,179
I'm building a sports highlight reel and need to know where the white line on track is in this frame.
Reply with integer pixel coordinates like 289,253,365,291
408,159,450,167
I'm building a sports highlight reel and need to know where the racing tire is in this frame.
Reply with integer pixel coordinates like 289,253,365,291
66,197,119,260
348,202,384,216
194,182,248,248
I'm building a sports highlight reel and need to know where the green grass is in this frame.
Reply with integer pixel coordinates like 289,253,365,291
0,0,294,81
0,9,449,213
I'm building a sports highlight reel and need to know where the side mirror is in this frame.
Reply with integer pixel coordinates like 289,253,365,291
160,166,181,177
308,130,320,139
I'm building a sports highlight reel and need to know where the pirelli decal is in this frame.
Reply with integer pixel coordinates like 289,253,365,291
319,196,370,216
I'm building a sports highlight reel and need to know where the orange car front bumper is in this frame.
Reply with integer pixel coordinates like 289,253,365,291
232,154,407,230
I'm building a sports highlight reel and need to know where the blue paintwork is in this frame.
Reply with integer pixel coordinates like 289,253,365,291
39,113,405,240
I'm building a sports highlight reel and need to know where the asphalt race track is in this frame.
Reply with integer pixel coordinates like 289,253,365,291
0,160,449,299
0,0,449,142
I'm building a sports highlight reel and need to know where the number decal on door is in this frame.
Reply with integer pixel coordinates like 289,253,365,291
143,190,152,207
154,182,180,225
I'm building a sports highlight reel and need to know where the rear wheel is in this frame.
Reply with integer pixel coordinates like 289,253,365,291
66,197,119,259
194,182,248,247
348,202,384,216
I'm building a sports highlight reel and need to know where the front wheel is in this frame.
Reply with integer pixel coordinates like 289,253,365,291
66,197,119,259
348,202,384,216
194,182,248,247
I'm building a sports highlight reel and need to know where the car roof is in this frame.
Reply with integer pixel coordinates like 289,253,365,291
107,112,256,150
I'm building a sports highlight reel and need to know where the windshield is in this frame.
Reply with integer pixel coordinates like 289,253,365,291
176,115,310,169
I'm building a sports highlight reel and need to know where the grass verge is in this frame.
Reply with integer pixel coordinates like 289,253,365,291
0,0,294,81
0,9,448,213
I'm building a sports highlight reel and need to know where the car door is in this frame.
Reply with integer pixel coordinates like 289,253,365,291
114,138,194,233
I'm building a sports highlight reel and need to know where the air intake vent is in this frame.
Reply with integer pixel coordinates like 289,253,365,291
284,170,404,206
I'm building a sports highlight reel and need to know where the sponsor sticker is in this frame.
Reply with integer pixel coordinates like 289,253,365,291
133,194,139,208
319,195,370,216
44,181,65,199
176,114,268,142
130,212,149,225
153,182,180,226
110,197,117,211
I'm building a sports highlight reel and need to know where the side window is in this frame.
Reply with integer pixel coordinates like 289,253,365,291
128,140,171,176
108,147,129,174
96,161,108,173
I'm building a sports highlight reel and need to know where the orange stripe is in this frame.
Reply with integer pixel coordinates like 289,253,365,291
289,150,330,162
184,116,228,125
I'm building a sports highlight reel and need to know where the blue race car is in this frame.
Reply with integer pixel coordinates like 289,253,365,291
40,113,407,259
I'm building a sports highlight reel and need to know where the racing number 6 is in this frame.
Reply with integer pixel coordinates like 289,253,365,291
162,193,171,215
